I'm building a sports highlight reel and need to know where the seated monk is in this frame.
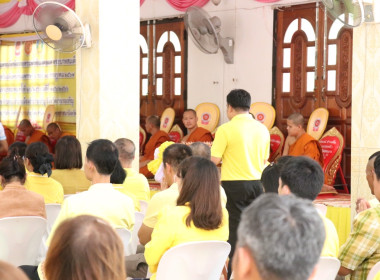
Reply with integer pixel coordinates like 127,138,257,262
283,113,324,166
181,109,213,143
18,119,52,152
46,122,72,152
139,115,170,178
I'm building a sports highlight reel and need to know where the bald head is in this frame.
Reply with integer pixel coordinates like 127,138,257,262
146,115,160,129
114,138,135,167
287,113,304,127
190,142,211,159
18,119,34,137
46,122,62,141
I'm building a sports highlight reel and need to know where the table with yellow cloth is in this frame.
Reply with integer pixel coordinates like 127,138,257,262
314,193,351,247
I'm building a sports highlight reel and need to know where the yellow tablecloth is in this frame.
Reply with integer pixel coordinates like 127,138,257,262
326,206,351,247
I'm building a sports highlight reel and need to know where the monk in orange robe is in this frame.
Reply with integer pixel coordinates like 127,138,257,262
139,115,170,178
181,109,213,143
46,122,73,152
18,119,52,152
283,113,324,166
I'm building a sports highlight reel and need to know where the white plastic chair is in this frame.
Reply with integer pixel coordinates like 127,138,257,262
45,204,61,234
367,261,380,280
128,211,145,255
313,257,340,280
139,200,148,215
0,216,47,266
155,241,231,280
116,228,132,257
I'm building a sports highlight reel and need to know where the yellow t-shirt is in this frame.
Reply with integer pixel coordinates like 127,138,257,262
320,213,340,258
374,271,380,280
145,205,229,280
113,183,141,212
211,113,270,181
25,172,64,204
143,183,227,229
50,169,91,195
47,183,135,244
122,168,150,201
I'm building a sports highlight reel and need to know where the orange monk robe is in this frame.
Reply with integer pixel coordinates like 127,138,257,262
140,130,170,178
186,127,213,142
27,130,52,153
288,133,324,167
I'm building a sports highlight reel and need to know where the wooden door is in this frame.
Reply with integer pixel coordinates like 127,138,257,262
275,3,352,187
140,19,187,126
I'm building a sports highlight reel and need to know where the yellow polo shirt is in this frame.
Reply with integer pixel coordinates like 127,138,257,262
145,205,229,280
25,172,64,204
50,168,91,194
143,183,228,229
122,168,150,201
47,183,135,244
113,183,141,212
320,213,339,258
211,113,270,181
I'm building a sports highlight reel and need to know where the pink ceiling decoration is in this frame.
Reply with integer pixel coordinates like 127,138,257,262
140,0,145,5
165,0,210,12
0,0,75,28
254,0,282,2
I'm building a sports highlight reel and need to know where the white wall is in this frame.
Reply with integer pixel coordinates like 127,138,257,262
141,0,314,124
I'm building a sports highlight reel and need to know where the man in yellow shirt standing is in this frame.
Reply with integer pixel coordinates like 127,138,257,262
211,89,270,274
48,139,135,242
114,138,150,202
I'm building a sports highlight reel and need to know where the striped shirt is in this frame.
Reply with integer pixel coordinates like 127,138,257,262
338,204,380,279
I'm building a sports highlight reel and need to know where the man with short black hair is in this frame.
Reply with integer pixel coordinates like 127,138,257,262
48,139,135,242
278,156,339,258
138,144,192,245
233,193,325,280
211,89,270,271
338,154,380,279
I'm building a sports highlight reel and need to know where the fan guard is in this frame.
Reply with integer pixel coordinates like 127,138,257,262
322,0,364,28
33,1,85,53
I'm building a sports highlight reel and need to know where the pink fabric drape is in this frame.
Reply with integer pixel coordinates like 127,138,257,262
165,0,209,12
140,0,145,6
0,0,75,28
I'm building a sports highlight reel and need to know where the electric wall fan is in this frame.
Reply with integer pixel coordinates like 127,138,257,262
322,0,364,28
32,1,91,53
184,6,234,64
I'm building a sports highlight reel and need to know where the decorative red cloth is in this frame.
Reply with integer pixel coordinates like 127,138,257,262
0,0,75,28
165,0,209,12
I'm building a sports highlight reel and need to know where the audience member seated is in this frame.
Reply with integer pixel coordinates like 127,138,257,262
0,260,29,280
283,113,323,166
232,193,325,280
278,156,339,258
338,154,380,279
356,151,380,213
18,120,51,152
0,156,46,219
181,109,213,143
110,160,141,212
138,144,192,245
139,115,170,178
47,139,135,245
7,142,27,158
145,157,229,280
50,136,91,195
20,215,126,280
24,142,64,204
0,122,9,154
46,123,72,153
114,138,150,202
260,156,293,193
189,142,227,206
